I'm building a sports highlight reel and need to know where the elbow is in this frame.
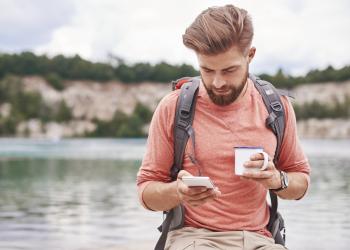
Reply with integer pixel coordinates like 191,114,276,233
137,181,156,211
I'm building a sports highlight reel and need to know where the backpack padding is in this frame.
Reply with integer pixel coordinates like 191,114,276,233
249,73,285,163
154,79,200,250
249,74,286,245
171,79,200,180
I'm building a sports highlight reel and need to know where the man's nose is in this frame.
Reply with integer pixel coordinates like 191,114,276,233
212,75,226,89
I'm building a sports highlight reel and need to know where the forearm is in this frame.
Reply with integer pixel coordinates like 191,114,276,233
276,172,309,200
142,181,181,211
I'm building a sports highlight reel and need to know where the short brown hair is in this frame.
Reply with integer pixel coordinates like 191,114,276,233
183,5,254,55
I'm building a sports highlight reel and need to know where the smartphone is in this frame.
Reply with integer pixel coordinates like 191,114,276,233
181,176,215,189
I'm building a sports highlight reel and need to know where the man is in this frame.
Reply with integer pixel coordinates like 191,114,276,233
137,4,310,250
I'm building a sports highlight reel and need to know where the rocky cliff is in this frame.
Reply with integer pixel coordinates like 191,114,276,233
1,76,349,139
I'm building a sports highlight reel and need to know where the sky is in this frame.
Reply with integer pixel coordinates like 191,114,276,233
0,0,349,75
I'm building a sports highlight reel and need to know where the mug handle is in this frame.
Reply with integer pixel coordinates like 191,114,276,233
260,152,269,170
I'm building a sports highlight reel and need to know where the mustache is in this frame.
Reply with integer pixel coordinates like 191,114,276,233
212,86,230,92
211,87,230,92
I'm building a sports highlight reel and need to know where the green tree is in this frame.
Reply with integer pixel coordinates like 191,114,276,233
115,63,136,83
1,51,350,87
86,104,153,138
0,115,18,135
54,100,73,122
115,114,144,137
134,102,153,123
45,73,64,91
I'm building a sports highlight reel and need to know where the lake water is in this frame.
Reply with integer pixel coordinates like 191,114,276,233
0,138,349,250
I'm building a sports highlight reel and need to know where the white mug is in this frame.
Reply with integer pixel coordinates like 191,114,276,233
234,146,269,175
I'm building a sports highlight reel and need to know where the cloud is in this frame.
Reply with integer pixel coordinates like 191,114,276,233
250,0,350,74
1,0,349,75
0,0,75,52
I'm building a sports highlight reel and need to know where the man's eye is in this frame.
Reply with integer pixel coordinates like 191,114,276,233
203,69,213,73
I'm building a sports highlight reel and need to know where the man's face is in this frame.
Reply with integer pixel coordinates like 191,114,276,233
197,46,255,106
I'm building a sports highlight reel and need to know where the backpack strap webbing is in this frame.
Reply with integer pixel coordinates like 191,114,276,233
249,73,286,163
171,78,200,180
154,78,200,250
248,73,287,240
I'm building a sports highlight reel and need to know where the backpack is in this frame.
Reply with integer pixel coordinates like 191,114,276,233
154,74,292,250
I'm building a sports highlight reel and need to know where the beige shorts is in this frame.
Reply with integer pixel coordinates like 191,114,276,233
165,227,288,250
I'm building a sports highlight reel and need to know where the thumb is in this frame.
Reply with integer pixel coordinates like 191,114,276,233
177,170,192,179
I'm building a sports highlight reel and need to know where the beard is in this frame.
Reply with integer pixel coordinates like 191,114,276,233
202,69,249,106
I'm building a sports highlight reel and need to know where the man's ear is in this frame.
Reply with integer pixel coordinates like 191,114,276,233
247,47,256,63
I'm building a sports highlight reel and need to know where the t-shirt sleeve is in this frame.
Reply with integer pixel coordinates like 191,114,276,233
278,96,311,175
277,96,311,199
136,92,178,208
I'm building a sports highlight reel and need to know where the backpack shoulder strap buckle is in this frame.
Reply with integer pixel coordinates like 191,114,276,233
177,120,190,130
270,101,283,112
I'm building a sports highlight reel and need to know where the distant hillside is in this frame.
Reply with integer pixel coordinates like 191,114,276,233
0,75,349,139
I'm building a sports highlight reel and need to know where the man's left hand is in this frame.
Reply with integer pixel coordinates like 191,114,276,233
241,153,281,190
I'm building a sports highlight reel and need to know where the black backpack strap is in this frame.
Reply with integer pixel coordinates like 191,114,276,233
154,209,174,250
249,74,286,163
154,78,200,250
249,73,287,244
171,78,200,180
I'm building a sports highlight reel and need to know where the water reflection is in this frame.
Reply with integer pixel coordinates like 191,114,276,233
0,139,349,249
0,159,158,249
279,156,350,250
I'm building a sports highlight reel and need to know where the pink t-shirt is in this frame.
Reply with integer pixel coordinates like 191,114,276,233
137,78,310,237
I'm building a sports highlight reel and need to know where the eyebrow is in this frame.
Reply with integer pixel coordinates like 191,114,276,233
200,65,240,71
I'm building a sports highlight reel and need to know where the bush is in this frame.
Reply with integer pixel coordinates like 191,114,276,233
134,102,153,123
45,73,64,91
87,103,154,138
0,75,22,102
0,114,20,135
0,75,70,132
0,76,45,124
115,114,144,137
53,100,73,122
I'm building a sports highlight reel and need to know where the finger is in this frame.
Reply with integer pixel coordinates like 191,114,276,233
184,187,221,203
242,170,274,179
250,152,271,161
244,160,275,170
187,186,210,196
185,189,217,202
244,159,265,169
178,184,207,196
240,176,252,181
186,186,221,199
186,194,218,206
177,170,192,179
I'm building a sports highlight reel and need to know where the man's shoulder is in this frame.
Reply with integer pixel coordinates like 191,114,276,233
157,89,181,110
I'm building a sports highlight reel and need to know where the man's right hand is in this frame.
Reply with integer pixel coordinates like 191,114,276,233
176,170,221,207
